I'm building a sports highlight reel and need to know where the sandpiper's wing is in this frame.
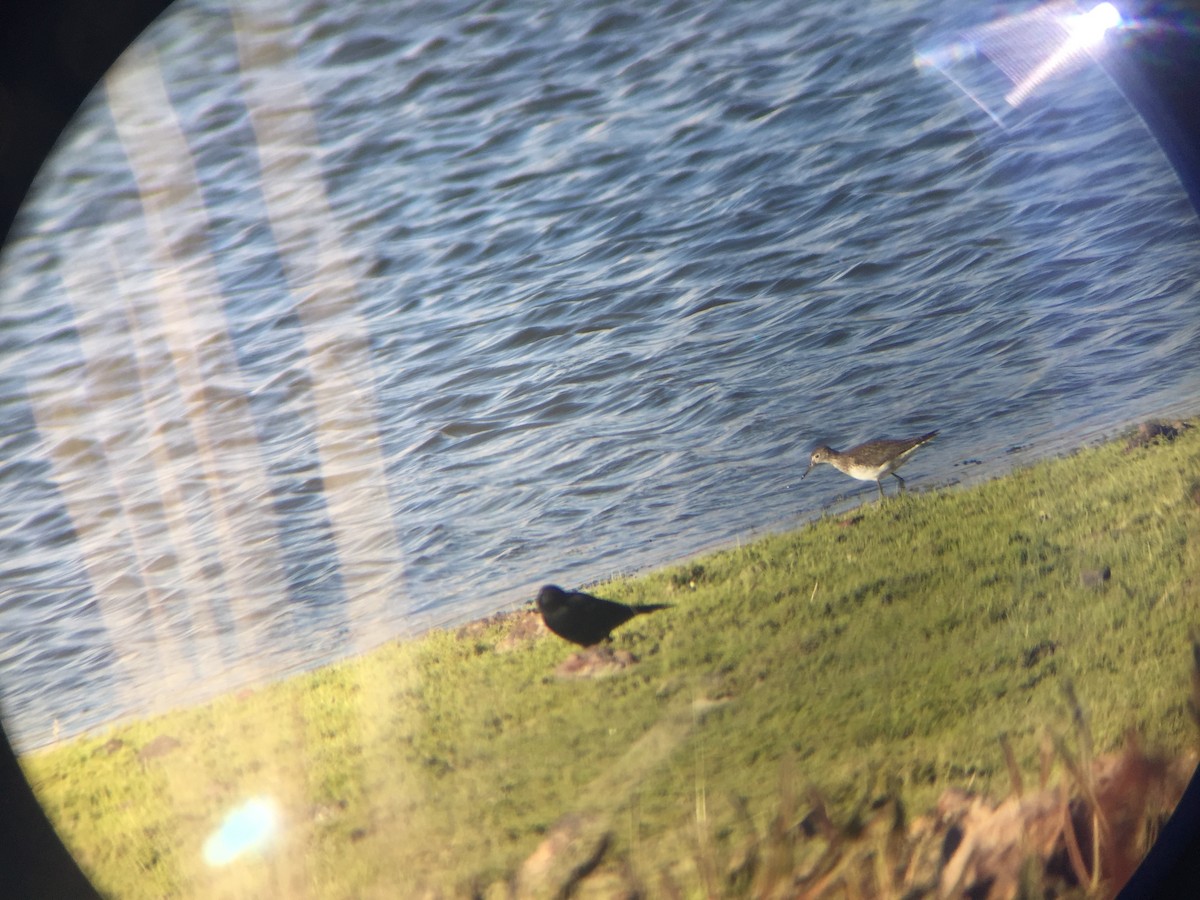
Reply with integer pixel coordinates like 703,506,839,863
845,431,938,466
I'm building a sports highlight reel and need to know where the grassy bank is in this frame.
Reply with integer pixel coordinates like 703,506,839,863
18,421,1200,898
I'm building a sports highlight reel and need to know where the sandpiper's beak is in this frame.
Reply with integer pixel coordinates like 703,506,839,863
801,460,814,480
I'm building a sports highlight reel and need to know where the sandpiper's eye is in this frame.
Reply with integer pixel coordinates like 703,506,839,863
2,0,1198,895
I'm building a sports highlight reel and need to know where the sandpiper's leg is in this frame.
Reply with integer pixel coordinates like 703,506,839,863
876,479,885,500
893,473,906,493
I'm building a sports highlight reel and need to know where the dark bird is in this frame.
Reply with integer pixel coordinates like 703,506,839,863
535,584,669,647
802,430,938,499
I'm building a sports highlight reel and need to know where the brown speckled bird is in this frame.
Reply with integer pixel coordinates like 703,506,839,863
802,430,938,499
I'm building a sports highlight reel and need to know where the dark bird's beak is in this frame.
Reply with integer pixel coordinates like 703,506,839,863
801,460,814,480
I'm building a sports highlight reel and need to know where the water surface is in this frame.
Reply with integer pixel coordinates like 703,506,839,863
1,0,1198,750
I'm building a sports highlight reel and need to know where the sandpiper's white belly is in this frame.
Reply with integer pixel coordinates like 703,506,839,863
833,458,897,481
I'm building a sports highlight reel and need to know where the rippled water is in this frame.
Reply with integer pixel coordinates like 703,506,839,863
1,0,1199,751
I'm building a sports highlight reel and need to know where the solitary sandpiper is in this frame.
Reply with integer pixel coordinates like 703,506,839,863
802,430,938,499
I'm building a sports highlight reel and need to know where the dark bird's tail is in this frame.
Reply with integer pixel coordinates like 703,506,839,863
632,603,671,615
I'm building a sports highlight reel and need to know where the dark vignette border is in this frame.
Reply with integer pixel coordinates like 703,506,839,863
0,0,1198,896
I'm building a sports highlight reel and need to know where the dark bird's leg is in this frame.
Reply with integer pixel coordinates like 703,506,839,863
876,479,886,500
893,473,906,493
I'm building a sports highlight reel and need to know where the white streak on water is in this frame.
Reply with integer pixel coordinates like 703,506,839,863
23,335,167,712
57,260,205,692
231,0,407,651
105,44,290,676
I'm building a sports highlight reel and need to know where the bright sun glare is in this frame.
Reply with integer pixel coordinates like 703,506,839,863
1072,2,1123,47
1006,1,1124,106
202,797,279,867
914,1,1128,120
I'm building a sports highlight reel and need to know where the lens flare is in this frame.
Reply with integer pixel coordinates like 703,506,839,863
202,797,279,867
1073,2,1122,46
915,0,1128,126
1006,2,1123,106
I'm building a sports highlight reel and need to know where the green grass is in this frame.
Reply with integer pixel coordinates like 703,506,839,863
19,422,1200,897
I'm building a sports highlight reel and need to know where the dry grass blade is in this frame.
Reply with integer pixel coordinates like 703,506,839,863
1050,731,1106,888
999,732,1023,797
758,770,798,896
1040,729,1055,791
1057,781,1093,888
1063,680,1095,785
804,788,839,845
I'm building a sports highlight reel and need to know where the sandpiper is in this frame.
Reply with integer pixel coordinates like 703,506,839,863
802,430,938,499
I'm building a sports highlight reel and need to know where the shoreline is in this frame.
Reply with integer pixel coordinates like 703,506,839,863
14,416,1200,897
11,409,1199,757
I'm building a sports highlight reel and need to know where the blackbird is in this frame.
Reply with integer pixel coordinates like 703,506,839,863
535,584,669,646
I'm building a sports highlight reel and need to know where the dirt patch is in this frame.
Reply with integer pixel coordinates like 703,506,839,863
554,645,639,679
1124,420,1190,452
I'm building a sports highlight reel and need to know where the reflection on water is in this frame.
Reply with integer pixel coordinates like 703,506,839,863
1,0,1199,756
